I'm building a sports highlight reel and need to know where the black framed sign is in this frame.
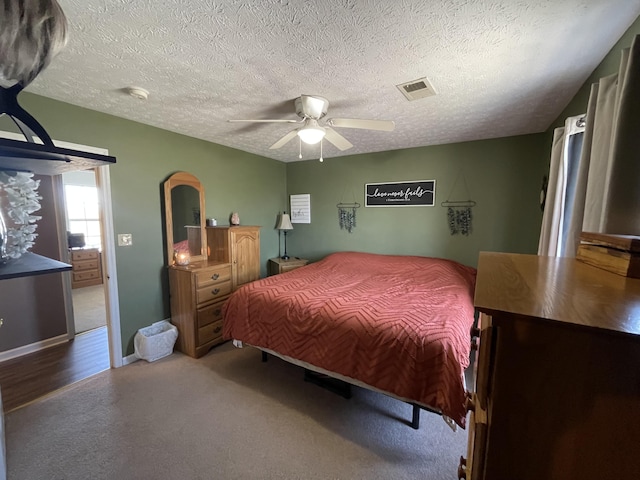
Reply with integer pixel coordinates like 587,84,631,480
365,180,435,207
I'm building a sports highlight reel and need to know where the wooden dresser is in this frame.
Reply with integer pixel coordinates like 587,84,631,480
168,261,232,358
69,248,102,289
461,252,640,480
168,225,261,358
206,226,260,290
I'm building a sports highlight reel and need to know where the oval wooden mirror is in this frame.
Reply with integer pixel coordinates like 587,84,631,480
163,172,206,265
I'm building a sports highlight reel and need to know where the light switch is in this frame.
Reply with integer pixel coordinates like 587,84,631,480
118,233,132,246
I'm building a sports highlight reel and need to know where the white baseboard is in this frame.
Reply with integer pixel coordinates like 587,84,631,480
121,353,140,366
0,334,138,367
0,335,68,362
118,318,174,367
0,319,171,366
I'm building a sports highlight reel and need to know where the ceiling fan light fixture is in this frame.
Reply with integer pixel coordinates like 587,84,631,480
297,121,326,145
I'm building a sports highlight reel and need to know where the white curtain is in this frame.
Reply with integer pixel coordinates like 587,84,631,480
538,116,585,256
539,33,640,257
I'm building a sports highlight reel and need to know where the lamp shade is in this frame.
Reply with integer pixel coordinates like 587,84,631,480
276,213,293,230
297,127,325,145
297,119,326,145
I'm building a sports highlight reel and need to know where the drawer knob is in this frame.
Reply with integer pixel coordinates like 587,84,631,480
458,456,467,479
212,288,220,295
214,326,222,334
214,309,221,316
211,273,219,280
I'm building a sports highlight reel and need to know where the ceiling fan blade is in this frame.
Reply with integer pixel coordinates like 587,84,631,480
269,129,298,149
324,127,353,151
326,118,395,131
228,119,298,123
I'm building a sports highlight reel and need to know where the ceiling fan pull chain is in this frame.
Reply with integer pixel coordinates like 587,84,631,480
319,139,324,162
298,137,302,159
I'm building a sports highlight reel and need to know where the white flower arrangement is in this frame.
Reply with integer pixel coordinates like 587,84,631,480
0,171,42,259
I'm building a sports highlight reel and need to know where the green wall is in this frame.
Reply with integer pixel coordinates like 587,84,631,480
286,134,548,268
553,15,640,127
5,94,287,355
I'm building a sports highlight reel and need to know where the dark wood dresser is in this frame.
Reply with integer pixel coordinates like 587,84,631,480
462,252,640,480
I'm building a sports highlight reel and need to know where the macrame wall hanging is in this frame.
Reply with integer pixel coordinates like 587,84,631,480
337,202,360,233
337,183,361,233
442,169,476,236
442,200,476,235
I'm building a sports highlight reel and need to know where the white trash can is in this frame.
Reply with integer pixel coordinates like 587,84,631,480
134,320,178,362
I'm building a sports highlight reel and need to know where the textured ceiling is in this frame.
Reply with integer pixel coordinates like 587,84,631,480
25,0,640,162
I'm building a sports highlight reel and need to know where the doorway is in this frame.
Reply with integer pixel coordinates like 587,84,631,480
62,170,108,335
0,133,123,418
51,139,123,368
0,130,123,367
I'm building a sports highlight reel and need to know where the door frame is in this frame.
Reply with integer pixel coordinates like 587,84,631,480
0,131,123,367
94,164,123,367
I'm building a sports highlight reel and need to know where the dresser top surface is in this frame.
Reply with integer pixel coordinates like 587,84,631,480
475,252,640,337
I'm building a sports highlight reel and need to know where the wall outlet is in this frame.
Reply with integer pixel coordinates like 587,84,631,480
118,233,132,246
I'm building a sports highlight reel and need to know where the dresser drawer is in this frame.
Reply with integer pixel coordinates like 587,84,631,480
198,319,223,345
73,270,101,282
72,259,99,272
281,262,307,273
197,299,226,328
196,280,232,305
195,264,231,288
71,249,99,261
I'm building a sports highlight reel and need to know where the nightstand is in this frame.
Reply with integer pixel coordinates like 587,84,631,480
268,257,309,275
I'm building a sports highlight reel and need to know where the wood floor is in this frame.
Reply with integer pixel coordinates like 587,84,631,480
0,326,110,413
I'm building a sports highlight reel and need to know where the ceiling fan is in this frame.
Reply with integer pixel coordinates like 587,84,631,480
228,95,395,151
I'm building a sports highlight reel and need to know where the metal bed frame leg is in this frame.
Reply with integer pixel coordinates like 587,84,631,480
303,369,352,399
411,404,420,429
258,351,421,429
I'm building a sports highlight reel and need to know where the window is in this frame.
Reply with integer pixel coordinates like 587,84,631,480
65,184,101,249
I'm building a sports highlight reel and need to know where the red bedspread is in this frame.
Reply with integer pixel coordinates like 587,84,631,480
223,251,477,427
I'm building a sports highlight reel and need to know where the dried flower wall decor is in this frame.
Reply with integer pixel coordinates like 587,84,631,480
444,202,475,236
337,203,360,233
442,168,475,236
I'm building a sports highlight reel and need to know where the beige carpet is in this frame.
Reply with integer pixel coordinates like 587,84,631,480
72,285,106,334
5,342,468,480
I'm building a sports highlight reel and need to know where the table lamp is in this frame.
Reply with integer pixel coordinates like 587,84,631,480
275,211,293,260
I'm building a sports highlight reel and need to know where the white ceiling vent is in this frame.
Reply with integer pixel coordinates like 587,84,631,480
396,78,437,101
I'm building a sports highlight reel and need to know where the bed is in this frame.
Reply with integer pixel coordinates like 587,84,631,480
222,251,477,428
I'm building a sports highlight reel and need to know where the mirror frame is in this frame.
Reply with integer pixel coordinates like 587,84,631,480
163,171,206,266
